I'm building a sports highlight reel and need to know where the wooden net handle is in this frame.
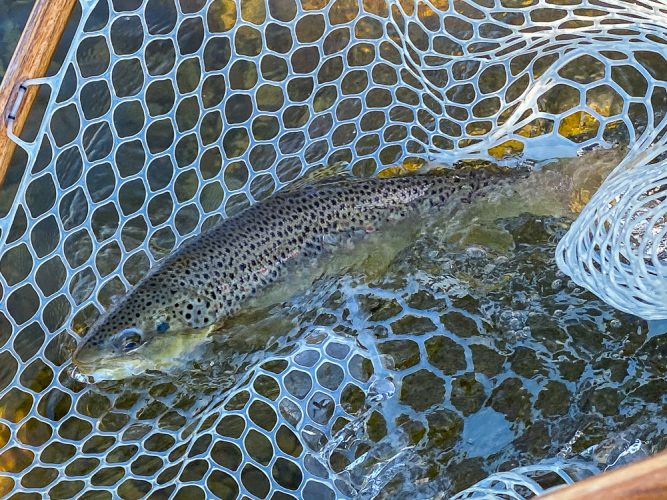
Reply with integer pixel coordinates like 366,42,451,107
542,450,667,500
0,0,78,186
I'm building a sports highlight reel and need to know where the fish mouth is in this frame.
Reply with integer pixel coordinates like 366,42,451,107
71,327,215,382
71,344,106,366
72,353,148,382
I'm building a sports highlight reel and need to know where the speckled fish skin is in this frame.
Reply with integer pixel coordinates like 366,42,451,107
73,168,516,369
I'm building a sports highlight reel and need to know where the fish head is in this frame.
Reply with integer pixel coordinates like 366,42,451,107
72,283,217,381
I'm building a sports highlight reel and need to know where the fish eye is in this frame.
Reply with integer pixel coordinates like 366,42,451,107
123,339,140,352
115,329,143,353
156,320,170,333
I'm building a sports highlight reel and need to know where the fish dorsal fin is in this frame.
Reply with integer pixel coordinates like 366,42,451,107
377,159,458,178
284,162,354,191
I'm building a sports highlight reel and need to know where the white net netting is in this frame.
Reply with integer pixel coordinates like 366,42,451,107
556,130,667,320
451,460,599,499
1,0,667,498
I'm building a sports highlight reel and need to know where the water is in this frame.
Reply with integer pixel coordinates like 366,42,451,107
371,213,660,495
52,148,667,496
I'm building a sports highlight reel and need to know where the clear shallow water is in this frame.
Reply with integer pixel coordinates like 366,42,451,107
375,214,662,495
52,149,667,497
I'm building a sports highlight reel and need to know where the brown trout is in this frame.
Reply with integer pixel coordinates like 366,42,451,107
72,167,520,380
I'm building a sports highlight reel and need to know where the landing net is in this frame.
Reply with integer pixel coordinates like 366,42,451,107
1,0,666,498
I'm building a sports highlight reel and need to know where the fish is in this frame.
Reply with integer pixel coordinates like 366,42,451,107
72,166,524,381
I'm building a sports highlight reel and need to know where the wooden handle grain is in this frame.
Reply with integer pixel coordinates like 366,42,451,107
542,450,667,500
0,0,77,186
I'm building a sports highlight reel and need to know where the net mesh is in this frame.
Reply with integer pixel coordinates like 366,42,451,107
556,132,667,320
1,0,667,497
451,460,599,499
